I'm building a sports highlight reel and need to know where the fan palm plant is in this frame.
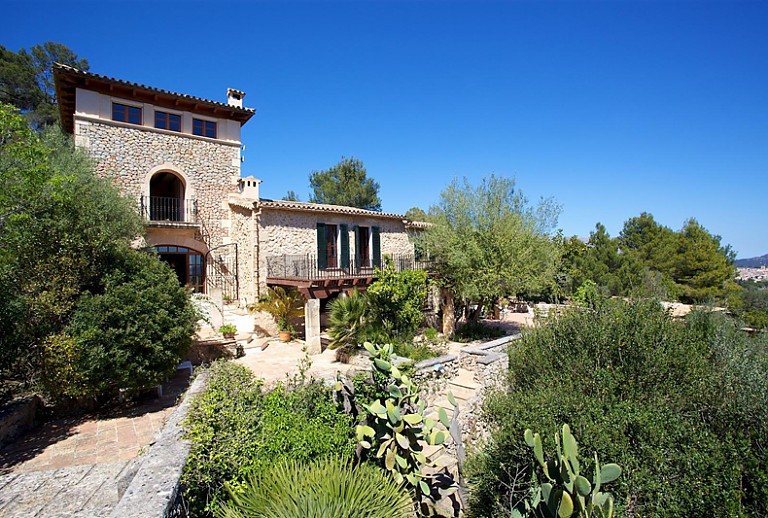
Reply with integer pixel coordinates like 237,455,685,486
249,286,305,338
215,457,413,518
327,289,369,350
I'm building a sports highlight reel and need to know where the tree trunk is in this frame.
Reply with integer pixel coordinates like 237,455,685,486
441,287,455,338
468,303,484,322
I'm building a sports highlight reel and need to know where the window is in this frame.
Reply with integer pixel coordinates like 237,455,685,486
325,224,338,268
112,102,142,125
155,111,181,132
151,245,204,293
355,226,371,267
193,118,217,138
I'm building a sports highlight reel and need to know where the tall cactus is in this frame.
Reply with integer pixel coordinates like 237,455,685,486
354,342,459,515
515,424,621,518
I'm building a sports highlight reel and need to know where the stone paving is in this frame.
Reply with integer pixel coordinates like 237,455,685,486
235,336,363,385
0,372,190,517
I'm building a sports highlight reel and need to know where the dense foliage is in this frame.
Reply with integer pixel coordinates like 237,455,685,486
182,361,356,516
561,213,738,303
309,156,382,211
731,279,768,329
0,42,89,128
215,457,413,518
326,266,436,361
366,263,429,340
422,175,561,326
467,299,768,517
44,251,198,397
0,103,196,402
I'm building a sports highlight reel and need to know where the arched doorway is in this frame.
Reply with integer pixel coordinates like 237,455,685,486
149,172,185,221
152,245,204,292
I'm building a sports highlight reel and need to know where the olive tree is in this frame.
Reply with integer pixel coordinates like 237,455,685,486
421,175,561,335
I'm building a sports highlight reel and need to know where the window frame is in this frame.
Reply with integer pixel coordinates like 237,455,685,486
112,102,143,125
356,226,371,268
192,118,217,139
154,110,182,132
324,224,339,269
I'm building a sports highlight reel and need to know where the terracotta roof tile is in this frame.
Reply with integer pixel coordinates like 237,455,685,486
258,199,406,220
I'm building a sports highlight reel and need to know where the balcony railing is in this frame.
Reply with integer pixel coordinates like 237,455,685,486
140,196,198,224
266,253,430,282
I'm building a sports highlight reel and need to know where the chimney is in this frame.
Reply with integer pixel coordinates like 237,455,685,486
227,88,245,108
238,176,261,200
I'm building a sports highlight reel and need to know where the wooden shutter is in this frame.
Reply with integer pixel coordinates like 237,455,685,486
316,222,327,270
340,224,350,269
353,225,360,268
372,226,381,268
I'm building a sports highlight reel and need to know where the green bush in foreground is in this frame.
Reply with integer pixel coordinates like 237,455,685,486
182,361,356,516
215,457,413,518
43,250,198,399
467,299,768,517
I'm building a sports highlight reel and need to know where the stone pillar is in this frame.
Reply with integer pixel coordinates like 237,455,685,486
304,298,322,355
210,287,224,331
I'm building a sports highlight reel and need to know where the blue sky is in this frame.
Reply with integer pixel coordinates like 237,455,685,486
4,0,767,257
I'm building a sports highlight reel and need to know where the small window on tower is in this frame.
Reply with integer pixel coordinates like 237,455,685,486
155,111,181,132
193,118,217,138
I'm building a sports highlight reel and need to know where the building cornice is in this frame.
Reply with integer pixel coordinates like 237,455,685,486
54,63,255,134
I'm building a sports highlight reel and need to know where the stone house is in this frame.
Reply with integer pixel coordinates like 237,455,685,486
53,64,421,306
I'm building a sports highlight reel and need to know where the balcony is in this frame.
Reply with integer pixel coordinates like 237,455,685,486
265,253,430,298
140,196,200,228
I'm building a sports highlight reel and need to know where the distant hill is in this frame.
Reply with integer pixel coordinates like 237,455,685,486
736,254,768,268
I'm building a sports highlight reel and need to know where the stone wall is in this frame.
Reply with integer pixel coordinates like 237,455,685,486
75,119,240,249
109,370,209,518
256,208,415,292
0,396,41,449
229,203,257,303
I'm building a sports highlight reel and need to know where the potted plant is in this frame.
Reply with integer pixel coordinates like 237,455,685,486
219,323,238,339
249,286,305,342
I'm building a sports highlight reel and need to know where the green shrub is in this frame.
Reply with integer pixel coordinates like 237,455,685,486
45,250,198,399
214,457,413,518
454,321,506,342
467,300,768,517
393,340,444,362
366,263,428,340
423,327,439,341
182,361,356,516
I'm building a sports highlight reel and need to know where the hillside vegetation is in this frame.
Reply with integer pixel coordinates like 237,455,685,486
467,299,768,517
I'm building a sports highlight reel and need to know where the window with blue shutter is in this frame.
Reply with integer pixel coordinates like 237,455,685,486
316,223,327,270
372,226,381,268
340,224,350,269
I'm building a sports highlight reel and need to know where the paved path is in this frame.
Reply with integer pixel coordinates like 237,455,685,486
0,372,190,517
235,337,363,385
0,461,134,517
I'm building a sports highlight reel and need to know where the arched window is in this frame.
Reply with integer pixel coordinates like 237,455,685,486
152,245,204,292
149,172,185,221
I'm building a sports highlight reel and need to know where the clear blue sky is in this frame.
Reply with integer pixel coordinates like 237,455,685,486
4,0,767,257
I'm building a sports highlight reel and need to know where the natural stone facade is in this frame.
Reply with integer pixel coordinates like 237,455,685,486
76,119,240,250
55,64,423,306
257,208,413,286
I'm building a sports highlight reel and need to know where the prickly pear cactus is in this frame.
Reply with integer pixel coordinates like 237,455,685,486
355,342,459,515
519,424,621,518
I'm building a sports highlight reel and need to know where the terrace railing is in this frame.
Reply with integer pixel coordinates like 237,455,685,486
140,196,198,224
266,253,430,282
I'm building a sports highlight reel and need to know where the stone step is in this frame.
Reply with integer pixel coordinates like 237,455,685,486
449,368,480,390
444,384,476,401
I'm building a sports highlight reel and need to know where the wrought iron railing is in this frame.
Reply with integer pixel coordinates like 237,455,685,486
266,253,430,281
140,196,198,223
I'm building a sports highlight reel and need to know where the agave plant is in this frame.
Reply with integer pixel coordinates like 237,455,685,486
249,286,304,332
327,289,369,350
215,457,413,518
